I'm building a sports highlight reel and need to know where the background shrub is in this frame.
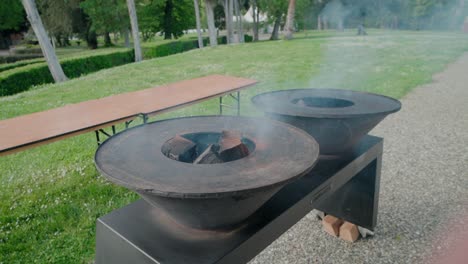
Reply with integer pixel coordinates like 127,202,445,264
0,54,43,65
0,35,253,97
0,50,134,96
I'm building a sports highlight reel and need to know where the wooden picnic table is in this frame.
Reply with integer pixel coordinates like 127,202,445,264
0,75,257,156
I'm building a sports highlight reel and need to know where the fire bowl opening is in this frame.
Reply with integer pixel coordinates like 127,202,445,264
292,97,354,108
161,131,255,164
94,116,320,230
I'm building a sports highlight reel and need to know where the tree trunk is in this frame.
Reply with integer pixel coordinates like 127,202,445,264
224,1,229,43
123,28,130,48
205,0,217,46
392,15,398,29
284,0,296,40
270,16,281,40
224,0,234,43
337,18,344,31
193,0,204,48
256,7,260,36
104,32,112,46
453,0,465,29
126,0,142,62
229,0,235,43
239,0,244,42
234,0,244,43
317,15,322,30
64,36,70,46
21,0,67,83
163,0,174,39
252,0,259,41
87,30,98,49
55,34,62,47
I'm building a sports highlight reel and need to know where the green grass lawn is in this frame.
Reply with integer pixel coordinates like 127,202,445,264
1,30,468,263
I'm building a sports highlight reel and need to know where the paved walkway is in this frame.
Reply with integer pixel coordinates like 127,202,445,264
251,53,468,263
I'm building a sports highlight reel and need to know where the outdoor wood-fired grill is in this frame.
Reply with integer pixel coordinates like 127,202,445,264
94,89,401,264
95,116,319,230
252,89,401,158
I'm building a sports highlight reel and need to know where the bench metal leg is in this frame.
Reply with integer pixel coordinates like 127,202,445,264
314,154,382,231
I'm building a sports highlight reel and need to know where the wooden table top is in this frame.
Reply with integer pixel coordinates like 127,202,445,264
0,75,257,156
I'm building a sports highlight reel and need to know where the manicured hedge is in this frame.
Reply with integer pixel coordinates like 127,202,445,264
0,50,134,96
0,35,253,97
0,57,45,73
143,35,252,59
11,47,43,55
0,54,43,65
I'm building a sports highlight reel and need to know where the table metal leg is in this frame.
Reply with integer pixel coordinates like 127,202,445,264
219,92,241,116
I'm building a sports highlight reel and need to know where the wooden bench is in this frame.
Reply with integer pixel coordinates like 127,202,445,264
0,75,257,156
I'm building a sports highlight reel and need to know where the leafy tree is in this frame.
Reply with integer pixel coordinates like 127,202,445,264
258,0,288,40
0,0,26,49
138,0,160,41
138,0,195,39
36,0,81,46
0,0,26,31
81,0,130,46
70,5,98,49
161,0,195,39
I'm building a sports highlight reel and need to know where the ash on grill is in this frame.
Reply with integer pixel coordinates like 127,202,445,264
162,130,250,164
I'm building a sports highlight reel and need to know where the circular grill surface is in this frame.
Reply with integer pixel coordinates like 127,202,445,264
251,89,402,118
95,116,319,198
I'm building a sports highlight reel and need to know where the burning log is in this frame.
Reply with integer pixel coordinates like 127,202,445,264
218,130,250,162
161,135,196,162
193,144,223,164
163,130,251,164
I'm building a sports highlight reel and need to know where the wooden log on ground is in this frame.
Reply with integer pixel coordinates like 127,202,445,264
322,215,344,237
339,222,360,242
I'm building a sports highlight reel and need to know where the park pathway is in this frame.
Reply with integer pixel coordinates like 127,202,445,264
250,53,468,264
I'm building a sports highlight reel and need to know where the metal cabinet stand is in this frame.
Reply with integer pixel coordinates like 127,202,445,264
95,135,383,264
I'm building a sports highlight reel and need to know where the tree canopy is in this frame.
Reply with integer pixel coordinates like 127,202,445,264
0,0,26,31
3,0,468,50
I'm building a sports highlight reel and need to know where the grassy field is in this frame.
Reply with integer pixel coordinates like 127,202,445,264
1,30,468,263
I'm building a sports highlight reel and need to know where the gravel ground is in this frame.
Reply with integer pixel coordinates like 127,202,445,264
250,53,468,264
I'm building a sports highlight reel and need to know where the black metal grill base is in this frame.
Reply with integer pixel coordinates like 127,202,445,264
95,135,383,264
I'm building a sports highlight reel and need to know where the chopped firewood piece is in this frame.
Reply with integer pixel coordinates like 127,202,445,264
322,215,344,237
218,130,250,162
296,99,306,107
161,135,196,162
193,144,223,164
339,222,360,242
219,144,250,162
218,130,243,152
